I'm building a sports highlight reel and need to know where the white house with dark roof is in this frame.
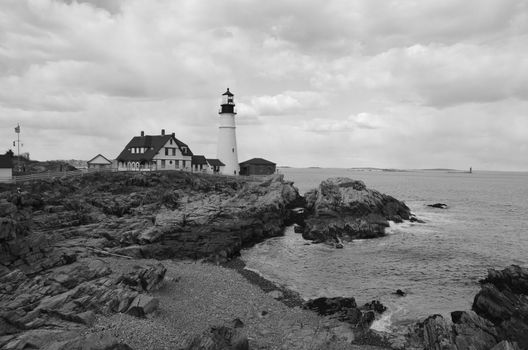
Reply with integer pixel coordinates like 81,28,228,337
116,129,193,171
0,155,13,183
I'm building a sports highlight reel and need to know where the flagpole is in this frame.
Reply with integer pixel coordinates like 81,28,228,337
17,124,20,172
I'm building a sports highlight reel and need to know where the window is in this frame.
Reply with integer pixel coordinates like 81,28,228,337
165,148,169,156
172,148,176,156
182,160,186,168
169,139,173,145
169,160,172,165
161,160,166,168
175,160,179,168
232,148,234,153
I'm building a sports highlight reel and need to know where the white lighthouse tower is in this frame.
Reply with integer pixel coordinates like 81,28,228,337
217,88,240,175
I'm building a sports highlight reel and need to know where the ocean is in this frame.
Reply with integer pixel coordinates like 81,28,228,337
240,168,528,331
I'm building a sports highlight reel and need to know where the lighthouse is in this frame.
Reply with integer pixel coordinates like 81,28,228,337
217,88,240,175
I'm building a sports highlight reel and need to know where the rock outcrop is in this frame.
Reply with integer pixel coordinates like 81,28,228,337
301,177,411,243
0,171,303,267
303,296,386,331
409,265,528,350
0,259,165,349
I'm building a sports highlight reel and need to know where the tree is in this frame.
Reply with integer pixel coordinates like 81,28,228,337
5,149,14,158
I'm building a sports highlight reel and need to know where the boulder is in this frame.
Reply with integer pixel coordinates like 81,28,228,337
451,311,498,350
126,294,159,317
394,289,406,297
302,178,411,243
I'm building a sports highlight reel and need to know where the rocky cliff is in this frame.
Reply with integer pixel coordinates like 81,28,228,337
300,177,412,243
0,171,302,270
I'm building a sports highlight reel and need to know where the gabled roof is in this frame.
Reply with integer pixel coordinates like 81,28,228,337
206,159,225,167
191,155,208,165
222,88,234,96
0,155,13,169
239,158,276,166
116,134,193,162
87,154,112,165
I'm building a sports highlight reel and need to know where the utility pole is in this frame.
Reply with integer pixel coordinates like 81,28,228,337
14,123,20,173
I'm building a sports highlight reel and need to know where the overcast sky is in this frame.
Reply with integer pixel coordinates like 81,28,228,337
1,0,527,170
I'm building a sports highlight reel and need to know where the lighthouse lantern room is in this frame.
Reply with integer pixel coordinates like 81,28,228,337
216,88,239,175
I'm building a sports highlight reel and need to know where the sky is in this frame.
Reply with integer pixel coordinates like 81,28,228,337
0,0,527,170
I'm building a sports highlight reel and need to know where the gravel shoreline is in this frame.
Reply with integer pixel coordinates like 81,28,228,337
86,257,386,350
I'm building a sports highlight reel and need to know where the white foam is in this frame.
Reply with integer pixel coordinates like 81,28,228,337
371,311,392,332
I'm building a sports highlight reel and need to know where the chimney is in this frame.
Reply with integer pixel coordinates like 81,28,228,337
161,129,165,135
140,131,144,136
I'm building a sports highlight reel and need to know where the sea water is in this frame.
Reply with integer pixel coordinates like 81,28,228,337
240,168,528,331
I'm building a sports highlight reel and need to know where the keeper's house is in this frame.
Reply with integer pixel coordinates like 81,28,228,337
239,158,276,176
116,130,193,171
0,155,13,182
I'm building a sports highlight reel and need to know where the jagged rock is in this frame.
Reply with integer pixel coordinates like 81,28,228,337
301,178,411,243
117,263,166,292
473,265,528,348
422,315,455,350
303,297,384,329
451,310,498,350
363,300,387,314
414,265,528,350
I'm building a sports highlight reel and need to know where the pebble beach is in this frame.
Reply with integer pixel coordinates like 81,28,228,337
90,258,385,350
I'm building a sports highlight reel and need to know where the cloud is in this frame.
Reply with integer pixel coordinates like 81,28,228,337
0,0,527,170
247,91,327,116
302,113,385,133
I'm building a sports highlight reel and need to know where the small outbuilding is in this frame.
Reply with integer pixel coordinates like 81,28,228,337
0,155,13,183
191,155,209,172
206,159,225,174
87,154,113,169
239,158,276,176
